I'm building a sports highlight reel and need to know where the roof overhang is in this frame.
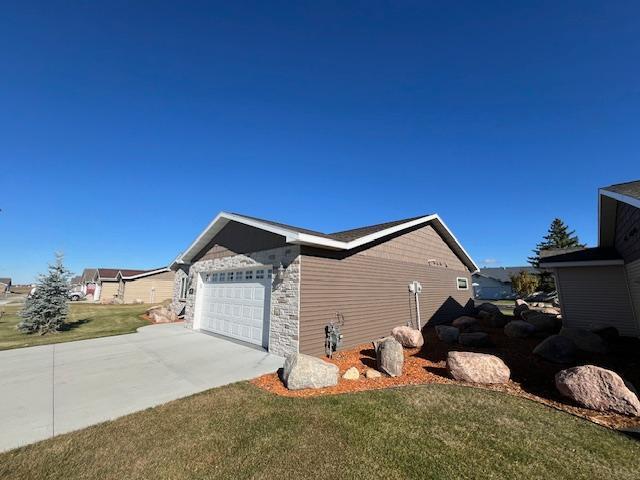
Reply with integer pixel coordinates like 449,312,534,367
540,259,624,268
121,267,171,280
599,188,640,247
171,212,479,273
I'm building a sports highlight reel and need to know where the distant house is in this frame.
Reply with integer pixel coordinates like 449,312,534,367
472,267,538,300
93,268,175,304
79,268,98,298
0,277,11,295
540,180,640,337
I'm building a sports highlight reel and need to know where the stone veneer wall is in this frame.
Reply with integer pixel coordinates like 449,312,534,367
171,246,300,357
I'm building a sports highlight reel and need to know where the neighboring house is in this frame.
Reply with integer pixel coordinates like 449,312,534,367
170,212,478,357
93,268,175,304
0,277,11,295
540,180,640,337
472,267,539,300
79,268,98,298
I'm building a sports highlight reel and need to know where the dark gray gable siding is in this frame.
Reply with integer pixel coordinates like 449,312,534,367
615,202,640,263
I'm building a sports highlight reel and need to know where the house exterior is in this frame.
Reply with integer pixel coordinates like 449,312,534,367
540,180,640,337
472,267,538,300
171,212,478,357
0,277,11,295
93,268,175,304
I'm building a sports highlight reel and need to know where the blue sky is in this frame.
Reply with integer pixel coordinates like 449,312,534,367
1,1,639,283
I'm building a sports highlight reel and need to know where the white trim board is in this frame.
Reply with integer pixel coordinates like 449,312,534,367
599,189,640,210
171,212,479,273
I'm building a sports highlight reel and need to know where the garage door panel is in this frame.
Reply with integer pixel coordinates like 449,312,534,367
196,270,271,347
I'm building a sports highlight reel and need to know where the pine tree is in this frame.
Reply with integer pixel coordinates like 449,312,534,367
18,253,71,335
528,218,585,292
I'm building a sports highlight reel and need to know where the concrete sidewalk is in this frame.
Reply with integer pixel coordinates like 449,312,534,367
0,323,283,452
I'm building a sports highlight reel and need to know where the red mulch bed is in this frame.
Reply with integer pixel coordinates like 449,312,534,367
252,325,640,431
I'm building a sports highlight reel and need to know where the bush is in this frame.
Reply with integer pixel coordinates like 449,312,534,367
510,271,540,298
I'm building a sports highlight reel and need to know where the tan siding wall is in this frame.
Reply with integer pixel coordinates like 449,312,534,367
360,224,467,270
300,254,472,356
100,282,119,301
626,259,640,330
123,271,175,304
556,266,638,336
195,222,287,262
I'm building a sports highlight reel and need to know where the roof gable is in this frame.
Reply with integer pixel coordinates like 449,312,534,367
599,180,640,247
172,212,478,272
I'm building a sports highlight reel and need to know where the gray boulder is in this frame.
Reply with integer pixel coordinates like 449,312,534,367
525,312,560,333
458,332,492,347
504,320,536,338
436,325,460,344
513,300,530,320
282,353,339,390
374,336,404,377
447,351,510,384
556,365,640,416
477,305,507,327
533,335,577,364
452,316,481,333
478,302,501,314
391,325,424,348
559,327,607,354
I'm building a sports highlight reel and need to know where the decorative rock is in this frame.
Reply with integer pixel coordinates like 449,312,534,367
447,351,510,384
458,332,492,347
282,353,339,390
373,336,404,377
477,302,501,314
555,365,640,416
513,300,530,320
533,335,577,364
147,306,178,323
436,325,460,344
559,327,607,354
504,320,536,338
391,325,424,348
542,307,561,315
342,366,360,380
365,368,382,379
476,303,507,327
452,316,481,333
525,313,560,333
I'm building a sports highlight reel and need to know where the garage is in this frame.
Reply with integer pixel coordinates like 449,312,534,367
194,267,272,348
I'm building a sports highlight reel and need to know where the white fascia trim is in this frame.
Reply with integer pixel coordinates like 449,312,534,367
175,212,479,273
540,260,624,268
599,189,640,210
121,267,171,280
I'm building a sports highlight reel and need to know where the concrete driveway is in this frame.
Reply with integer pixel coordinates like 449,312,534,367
0,323,283,452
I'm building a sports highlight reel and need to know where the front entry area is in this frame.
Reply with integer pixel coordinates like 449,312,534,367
195,267,272,348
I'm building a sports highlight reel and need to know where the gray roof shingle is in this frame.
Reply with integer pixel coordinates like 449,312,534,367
601,180,640,201
474,267,538,283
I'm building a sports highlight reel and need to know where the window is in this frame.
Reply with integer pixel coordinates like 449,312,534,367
227,272,234,281
179,277,188,300
212,273,218,282
457,277,469,290
256,269,264,279
245,270,253,280
219,272,226,282
236,271,244,281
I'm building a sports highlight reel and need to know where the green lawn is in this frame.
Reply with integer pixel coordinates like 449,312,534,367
0,303,151,351
1,383,638,480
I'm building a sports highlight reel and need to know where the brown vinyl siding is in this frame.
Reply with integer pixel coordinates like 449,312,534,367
194,222,287,262
626,259,640,329
123,271,175,304
615,202,640,263
299,223,473,356
555,265,638,337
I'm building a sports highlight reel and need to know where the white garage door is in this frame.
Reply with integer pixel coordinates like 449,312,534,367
196,268,272,347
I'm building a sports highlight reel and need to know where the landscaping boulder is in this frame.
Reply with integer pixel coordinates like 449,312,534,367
373,336,404,377
476,304,507,327
513,299,530,320
555,365,640,416
542,307,561,316
436,325,460,344
533,335,577,364
504,320,536,338
342,366,360,380
458,332,492,347
447,351,510,384
452,316,481,333
559,327,607,354
365,368,382,379
147,306,178,323
524,312,560,334
282,354,339,390
478,302,501,314
391,325,424,348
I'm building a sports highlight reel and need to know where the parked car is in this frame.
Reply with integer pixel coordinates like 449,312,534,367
68,291,86,301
